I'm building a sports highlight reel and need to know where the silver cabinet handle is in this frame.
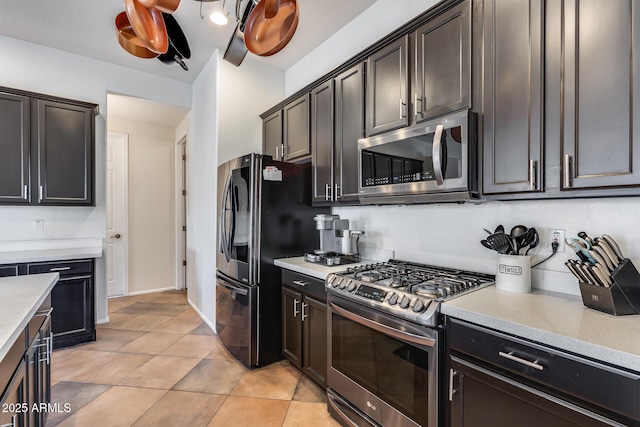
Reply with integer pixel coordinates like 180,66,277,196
275,145,280,159
301,301,308,322
39,185,43,201
432,124,445,185
34,307,54,317
325,183,330,201
414,93,423,118
399,98,406,118
335,184,341,200
281,144,287,157
0,414,18,427
499,351,544,371
529,159,536,190
23,184,28,200
564,154,571,188
293,299,299,317
449,368,457,402
293,280,308,287
50,266,71,272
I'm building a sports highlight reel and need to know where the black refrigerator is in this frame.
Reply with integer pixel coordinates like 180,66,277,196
216,153,328,367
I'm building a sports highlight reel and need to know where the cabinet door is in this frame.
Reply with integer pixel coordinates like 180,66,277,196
34,99,94,205
482,0,543,194
263,110,283,160
449,357,614,427
0,264,20,278
562,0,640,190
302,296,327,388
311,81,334,204
25,337,38,427
366,36,409,136
37,316,52,427
0,92,30,205
51,275,95,349
282,287,303,369
0,360,27,427
335,63,365,203
283,94,311,161
414,0,471,122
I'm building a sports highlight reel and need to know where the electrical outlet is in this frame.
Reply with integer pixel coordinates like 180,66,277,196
34,219,44,232
547,229,565,252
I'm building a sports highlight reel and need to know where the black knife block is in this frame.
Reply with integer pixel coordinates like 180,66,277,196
578,259,640,316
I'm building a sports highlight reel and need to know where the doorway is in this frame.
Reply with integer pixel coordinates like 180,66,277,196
106,132,128,297
177,137,188,290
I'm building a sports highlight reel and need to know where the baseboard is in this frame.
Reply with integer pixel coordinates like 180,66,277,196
128,286,176,296
188,298,217,334
96,316,109,324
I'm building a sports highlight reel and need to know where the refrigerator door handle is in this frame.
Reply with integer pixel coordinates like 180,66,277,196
217,276,249,296
229,184,237,252
220,174,232,262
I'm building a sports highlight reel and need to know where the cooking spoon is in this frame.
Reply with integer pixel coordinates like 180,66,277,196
524,228,539,255
510,225,528,255
487,233,513,254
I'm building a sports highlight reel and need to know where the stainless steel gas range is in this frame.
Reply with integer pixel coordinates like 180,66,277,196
325,260,494,427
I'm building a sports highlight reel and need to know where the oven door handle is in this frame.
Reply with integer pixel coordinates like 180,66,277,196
329,301,436,348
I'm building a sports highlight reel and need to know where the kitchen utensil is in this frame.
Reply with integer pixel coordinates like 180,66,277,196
223,0,257,66
594,238,620,267
157,13,190,70
594,263,613,287
566,236,594,263
487,232,513,255
244,0,299,57
481,239,493,250
590,264,610,287
483,228,492,235
580,264,600,286
494,225,505,234
588,249,609,271
124,0,169,54
139,0,180,13
566,260,588,283
115,12,160,58
592,246,615,271
509,224,528,254
524,228,539,255
577,231,594,246
601,234,624,260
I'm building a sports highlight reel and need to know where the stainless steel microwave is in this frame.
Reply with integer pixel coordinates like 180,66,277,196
358,109,477,204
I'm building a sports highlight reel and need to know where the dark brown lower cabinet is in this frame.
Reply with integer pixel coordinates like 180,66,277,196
281,270,327,388
0,360,27,427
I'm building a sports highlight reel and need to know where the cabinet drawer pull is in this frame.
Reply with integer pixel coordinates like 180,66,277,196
34,307,54,317
49,267,71,272
293,280,308,287
293,299,300,317
499,351,544,371
301,301,308,322
448,368,457,402
325,183,331,201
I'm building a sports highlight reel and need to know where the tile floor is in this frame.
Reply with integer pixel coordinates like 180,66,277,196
46,290,340,427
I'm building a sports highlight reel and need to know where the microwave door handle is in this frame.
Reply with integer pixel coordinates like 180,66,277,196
432,124,445,185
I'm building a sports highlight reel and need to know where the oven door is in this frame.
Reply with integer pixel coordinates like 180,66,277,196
327,295,440,427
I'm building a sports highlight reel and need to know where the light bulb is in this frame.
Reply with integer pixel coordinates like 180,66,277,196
210,11,228,25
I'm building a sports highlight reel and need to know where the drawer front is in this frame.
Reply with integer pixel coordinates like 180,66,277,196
447,318,640,422
27,294,52,345
282,269,326,302
27,259,92,276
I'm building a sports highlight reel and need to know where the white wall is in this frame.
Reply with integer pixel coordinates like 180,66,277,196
285,0,439,96
289,0,640,296
0,35,191,323
217,53,285,164
185,51,219,328
108,118,176,295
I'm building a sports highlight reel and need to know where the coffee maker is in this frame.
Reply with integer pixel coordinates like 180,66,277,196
305,214,364,265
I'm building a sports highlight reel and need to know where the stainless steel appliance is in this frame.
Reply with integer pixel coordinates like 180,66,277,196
326,260,494,427
358,109,477,205
304,214,363,266
216,154,328,367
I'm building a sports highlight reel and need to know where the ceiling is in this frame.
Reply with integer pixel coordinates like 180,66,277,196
0,0,377,84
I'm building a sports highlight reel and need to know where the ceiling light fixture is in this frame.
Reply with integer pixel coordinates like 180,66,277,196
209,0,229,25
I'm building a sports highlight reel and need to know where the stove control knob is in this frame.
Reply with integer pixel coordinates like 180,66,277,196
399,295,410,309
347,281,357,292
326,274,336,286
411,298,425,313
386,292,398,305
339,279,348,290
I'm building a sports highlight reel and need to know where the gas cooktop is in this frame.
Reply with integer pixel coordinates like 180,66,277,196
326,259,495,327
304,252,361,266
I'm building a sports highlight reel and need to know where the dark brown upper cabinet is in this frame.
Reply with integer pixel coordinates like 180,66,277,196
283,93,311,161
262,110,283,160
561,0,640,191
0,87,96,206
414,0,471,122
482,0,543,195
311,80,334,204
366,36,409,136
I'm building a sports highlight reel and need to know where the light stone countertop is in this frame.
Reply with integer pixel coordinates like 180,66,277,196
0,239,103,264
0,273,59,362
441,285,640,372
274,257,372,280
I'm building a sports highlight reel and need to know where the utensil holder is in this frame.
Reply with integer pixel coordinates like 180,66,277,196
495,254,531,293
579,259,640,316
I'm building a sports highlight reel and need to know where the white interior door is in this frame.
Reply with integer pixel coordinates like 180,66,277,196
107,132,128,297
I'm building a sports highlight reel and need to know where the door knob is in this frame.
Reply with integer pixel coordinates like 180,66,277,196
111,234,121,239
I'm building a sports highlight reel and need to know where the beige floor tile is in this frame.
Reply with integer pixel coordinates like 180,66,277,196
282,401,341,427
175,308,201,319
292,375,327,403
231,361,301,400
144,303,190,317
58,386,166,427
133,390,226,427
189,322,215,336
204,343,235,361
151,317,201,334
114,332,184,355
173,359,247,394
208,396,290,427
114,314,173,331
118,355,200,389
52,350,115,382
160,334,219,358
107,298,136,313
138,293,186,304
113,302,162,315
75,329,145,352
96,313,141,329
54,351,153,385
46,382,110,426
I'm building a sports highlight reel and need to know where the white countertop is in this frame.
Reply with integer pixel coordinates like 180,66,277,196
274,257,371,280
0,239,103,264
442,285,640,372
0,273,59,362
